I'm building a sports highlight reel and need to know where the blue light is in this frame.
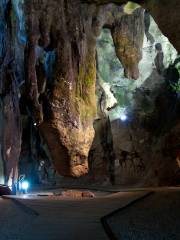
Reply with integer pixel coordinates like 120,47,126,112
120,114,127,121
19,181,29,192
22,181,29,190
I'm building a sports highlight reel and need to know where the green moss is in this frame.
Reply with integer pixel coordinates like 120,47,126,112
78,63,95,88
77,51,96,102
175,62,180,75
75,51,97,123
170,62,180,94
170,79,180,94
124,2,140,15
79,98,96,122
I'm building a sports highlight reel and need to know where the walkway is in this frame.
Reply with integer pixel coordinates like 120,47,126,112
1,188,180,240
0,190,148,240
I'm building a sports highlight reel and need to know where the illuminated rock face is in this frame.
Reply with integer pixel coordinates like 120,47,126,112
142,0,180,53
0,0,179,183
111,8,144,80
85,0,180,53
92,14,180,186
22,1,144,177
0,0,144,181
24,0,97,177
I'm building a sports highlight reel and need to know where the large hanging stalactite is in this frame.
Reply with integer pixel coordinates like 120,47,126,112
111,8,144,79
24,0,97,177
0,0,146,181
84,0,180,53
23,0,145,178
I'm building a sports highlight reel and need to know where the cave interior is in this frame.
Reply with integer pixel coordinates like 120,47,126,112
0,0,180,190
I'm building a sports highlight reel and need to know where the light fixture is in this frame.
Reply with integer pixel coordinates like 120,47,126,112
19,180,29,193
120,114,127,121
22,181,29,190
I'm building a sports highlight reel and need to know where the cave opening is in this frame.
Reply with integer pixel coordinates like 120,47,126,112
90,11,180,186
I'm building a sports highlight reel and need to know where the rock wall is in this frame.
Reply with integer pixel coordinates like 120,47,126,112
0,0,179,187
85,0,180,53
0,0,22,186
92,13,180,186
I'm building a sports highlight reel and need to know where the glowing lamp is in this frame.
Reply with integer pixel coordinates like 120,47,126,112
22,181,29,190
120,114,127,121
19,181,29,193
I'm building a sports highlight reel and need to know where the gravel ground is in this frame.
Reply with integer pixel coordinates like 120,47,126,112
107,190,180,240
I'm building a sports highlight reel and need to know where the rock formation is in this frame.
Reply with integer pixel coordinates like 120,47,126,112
85,0,180,53
0,0,179,187
0,1,22,187
21,1,144,178
92,14,180,186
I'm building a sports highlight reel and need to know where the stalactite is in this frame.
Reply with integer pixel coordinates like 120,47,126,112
111,8,144,79
22,1,145,177
1,0,178,185
24,0,97,177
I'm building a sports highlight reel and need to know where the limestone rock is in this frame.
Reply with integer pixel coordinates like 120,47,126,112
111,8,144,79
61,190,95,198
23,1,144,177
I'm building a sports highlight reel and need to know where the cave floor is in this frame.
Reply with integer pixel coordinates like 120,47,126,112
0,188,180,240
105,189,180,240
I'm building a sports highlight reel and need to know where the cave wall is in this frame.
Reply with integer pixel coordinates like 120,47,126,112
84,0,180,53
0,0,23,186
0,0,179,186
92,13,180,186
